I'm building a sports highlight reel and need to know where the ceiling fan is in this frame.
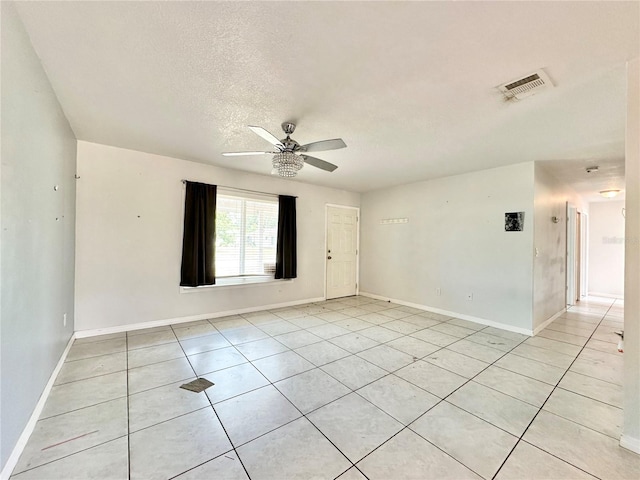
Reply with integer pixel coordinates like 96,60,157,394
222,122,346,177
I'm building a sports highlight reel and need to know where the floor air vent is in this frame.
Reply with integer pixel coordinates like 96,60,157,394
498,69,553,101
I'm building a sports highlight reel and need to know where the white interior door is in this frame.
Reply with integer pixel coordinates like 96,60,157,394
326,206,358,299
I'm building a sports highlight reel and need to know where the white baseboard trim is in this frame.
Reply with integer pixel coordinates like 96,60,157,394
588,291,624,300
620,434,640,454
1,334,76,480
533,308,566,336
359,292,533,336
75,296,326,338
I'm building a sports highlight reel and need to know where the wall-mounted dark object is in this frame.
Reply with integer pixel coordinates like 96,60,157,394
505,212,524,231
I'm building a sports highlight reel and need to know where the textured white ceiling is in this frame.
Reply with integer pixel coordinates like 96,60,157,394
14,1,639,193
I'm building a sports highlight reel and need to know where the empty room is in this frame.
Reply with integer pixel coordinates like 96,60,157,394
2,1,640,479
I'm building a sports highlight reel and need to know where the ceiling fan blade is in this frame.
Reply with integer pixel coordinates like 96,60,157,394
300,138,346,153
222,151,276,156
248,126,284,148
302,155,338,172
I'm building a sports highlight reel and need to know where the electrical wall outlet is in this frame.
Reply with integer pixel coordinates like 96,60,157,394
436,288,441,296
466,293,473,301
63,313,67,327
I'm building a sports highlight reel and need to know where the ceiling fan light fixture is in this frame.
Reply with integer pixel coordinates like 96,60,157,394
272,152,304,177
600,189,621,198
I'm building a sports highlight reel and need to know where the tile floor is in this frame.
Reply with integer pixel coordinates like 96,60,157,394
10,296,640,479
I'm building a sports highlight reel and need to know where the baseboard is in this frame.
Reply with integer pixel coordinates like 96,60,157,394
0,334,76,480
75,296,326,338
620,434,640,454
359,292,533,336
588,291,624,299
533,308,566,336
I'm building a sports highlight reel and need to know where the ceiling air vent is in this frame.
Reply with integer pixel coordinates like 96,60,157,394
498,69,553,101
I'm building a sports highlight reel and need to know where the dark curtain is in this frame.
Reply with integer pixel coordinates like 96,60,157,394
180,182,217,286
275,195,297,279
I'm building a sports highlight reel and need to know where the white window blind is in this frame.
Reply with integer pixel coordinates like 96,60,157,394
215,194,278,278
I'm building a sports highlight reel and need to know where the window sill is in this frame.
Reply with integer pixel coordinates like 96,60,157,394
180,276,293,293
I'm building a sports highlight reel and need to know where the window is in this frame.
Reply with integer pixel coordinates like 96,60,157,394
215,193,279,279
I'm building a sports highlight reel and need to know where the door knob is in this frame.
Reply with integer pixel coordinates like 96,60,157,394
327,256,332,260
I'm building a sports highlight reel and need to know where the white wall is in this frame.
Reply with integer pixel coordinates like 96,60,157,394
360,162,535,332
532,163,587,330
1,3,77,471
75,141,360,331
622,57,640,453
588,200,625,297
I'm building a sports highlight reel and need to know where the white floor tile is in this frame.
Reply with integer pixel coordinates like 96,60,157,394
386,336,441,358
424,349,489,378
237,417,351,479
11,437,129,480
274,330,323,349
13,398,128,474
448,382,538,436
257,320,300,336
128,378,211,432
55,352,126,385
220,325,270,345
308,393,403,462
395,360,467,398
410,328,459,347
510,344,575,369
494,353,566,385
336,467,368,480
321,355,387,390
127,341,185,368
173,322,218,340
474,366,554,407
429,322,476,338
126,330,176,350
12,296,630,480
275,368,350,413
411,401,518,479
306,322,352,339
42,371,127,418
524,336,582,356
495,441,596,480
358,326,404,343
179,332,231,356
465,332,521,351
174,451,248,480
294,341,350,366
357,374,439,424
234,337,289,361
129,407,231,480
188,346,247,376
333,317,375,331
357,344,415,371
446,339,506,363
204,362,270,404
329,332,380,353
543,388,623,439
558,371,623,408
214,385,301,446
524,410,640,480
128,357,195,394
252,350,315,382
66,338,126,362
357,429,481,480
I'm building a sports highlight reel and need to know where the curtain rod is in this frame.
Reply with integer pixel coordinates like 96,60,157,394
181,180,297,199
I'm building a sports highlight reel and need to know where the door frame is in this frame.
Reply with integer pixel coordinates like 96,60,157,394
324,204,360,300
566,203,588,305
567,203,577,306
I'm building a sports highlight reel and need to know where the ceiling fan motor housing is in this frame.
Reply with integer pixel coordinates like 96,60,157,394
282,122,296,135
